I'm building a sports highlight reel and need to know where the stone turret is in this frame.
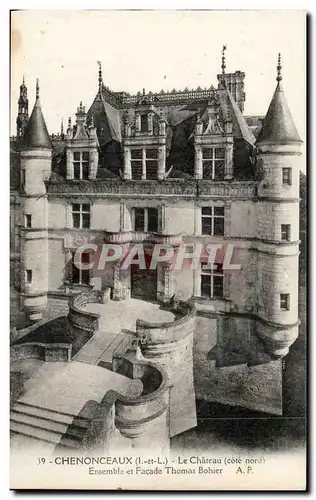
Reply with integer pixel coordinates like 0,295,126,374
16,76,29,138
19,79,52,321
255,54,302,358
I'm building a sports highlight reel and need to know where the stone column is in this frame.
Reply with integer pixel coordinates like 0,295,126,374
224,143,234,180
66,149,73,180
163,262,175,301
157,145,166,180
142,149,146,180
194,145,202,179
89,148,98,180
112,259,130,300
148,112,154,135
120,203,125,231
135,113,141,133
123,147,131,180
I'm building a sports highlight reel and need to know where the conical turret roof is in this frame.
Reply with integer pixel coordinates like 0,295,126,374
256,55,301,146
23,80,51,149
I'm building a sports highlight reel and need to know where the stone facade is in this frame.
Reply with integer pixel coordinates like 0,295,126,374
10,54,303,415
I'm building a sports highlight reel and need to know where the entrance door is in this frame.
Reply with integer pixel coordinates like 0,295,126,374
131,266,157,301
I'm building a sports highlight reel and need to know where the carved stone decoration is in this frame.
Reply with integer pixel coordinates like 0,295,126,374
163,262,175,300
203,96,225,135
112,260,130,301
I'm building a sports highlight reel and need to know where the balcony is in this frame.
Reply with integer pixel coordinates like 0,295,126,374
103,230,182,246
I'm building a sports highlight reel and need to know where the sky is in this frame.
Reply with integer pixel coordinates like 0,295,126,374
11,10,305,142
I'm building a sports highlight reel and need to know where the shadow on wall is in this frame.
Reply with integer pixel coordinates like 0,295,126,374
171,400,306,452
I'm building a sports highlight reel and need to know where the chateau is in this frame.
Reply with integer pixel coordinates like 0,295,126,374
10,51,303,452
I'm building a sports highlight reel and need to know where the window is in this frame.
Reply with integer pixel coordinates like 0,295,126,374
280,293,290,311
201,206,224,236
140,114,148,133
146,149,158,180
25,214,32,228
133,207,158,232
72,203,90,229
73,151,89,180
21,169,25,188
71,252,90,285
281,224,291,242
282,168,292,185
25,269,32,284
202,148,225,180
201,263,224,299
130,148,158,180
131,149,143,180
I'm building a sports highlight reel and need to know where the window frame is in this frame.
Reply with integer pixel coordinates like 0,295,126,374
71,203,91,229
25,214,32,229
73,151,90,180
201,206,225,236
282,167,292,186
130,148,159,180
132,207,159,232
280,293,290,311
281,224,291,242
200,263,224,299
25,269,32,284
71,251,90,285
202,147,226,180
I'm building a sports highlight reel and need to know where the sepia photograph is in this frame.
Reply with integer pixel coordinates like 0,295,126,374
9,9,306,490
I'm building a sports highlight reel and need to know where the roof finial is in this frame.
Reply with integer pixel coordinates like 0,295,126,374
61,118,64,135
97,61,103,92
22,74,25,85
36,78,39,99
277,52,282,83
221,45,227,76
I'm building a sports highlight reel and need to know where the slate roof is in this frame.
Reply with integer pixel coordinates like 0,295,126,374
256,81,302,146
22,98,52,150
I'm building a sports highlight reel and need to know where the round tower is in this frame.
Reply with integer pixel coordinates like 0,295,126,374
19,79,52,321
255,54,302,357
16,76,29,138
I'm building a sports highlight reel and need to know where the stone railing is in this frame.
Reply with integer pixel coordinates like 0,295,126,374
112,351,170,453
104,230,182,246
67,288,111,355
117,87,217,107
11,342,72,363
67,289,110,334
136,299,196,346
77,345,170,453
47,179,257,199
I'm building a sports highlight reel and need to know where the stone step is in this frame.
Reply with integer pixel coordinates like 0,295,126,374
12,401,90,428
97,334,132,363
10,411,69,434
10,421,64,445
10,432,57,453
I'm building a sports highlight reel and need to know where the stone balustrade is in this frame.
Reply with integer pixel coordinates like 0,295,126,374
104,230,182,246
47,179,257,199
136,299,196,347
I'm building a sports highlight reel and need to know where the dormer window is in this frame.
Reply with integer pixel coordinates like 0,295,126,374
130,148,158,180
73,151,89,180
202,148,225,180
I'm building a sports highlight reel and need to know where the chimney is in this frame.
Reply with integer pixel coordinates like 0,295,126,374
217,70,246,113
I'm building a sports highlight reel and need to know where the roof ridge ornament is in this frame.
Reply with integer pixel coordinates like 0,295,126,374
276,52,282,85
36,78,39,99
97,61,103,94
221,45,227,77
